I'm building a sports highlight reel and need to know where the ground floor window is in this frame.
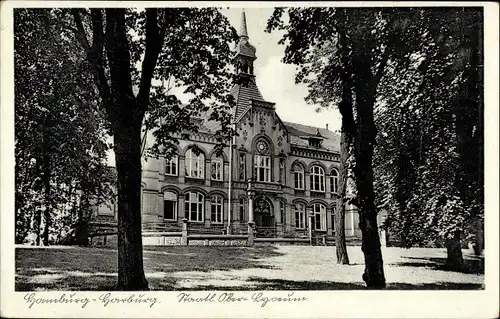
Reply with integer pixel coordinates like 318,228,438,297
313,203,327,231
280,201,285,226
295,203,306,229
211,195,223,223
239,197,245,221
331,203,337,231
185,191,204,222
163,191,177,220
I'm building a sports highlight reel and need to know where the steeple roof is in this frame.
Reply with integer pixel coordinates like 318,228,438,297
230,9,263,120
234,9,256,60
240,10,249,39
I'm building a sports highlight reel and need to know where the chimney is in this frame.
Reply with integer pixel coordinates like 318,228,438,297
326,123,329,130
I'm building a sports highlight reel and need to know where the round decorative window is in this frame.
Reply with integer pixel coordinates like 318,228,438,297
256,140,269,154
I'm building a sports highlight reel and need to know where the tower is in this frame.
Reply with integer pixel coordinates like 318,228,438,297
230,9,266,121
233,10,257,76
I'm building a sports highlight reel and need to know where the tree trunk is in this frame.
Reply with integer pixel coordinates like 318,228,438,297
42,162,51,246
34,208,42,246
335,42,355,265
472,217,483,256
452,15,483,256
43,209,50,245
114,114,148,290
444,230,465,271
335,131,350,264
352,58,386,289
41,119,52,246
75,196,89,246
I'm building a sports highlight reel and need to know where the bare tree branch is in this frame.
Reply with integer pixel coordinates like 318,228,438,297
105,8,134,103
71,9,114,125
137,8,168,110
70,9,90,51
374,47,390,87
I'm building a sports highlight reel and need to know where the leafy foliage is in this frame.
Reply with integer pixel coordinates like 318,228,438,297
14,9,115,244
62,8,239,289
374,8,483,249
267,6,483,276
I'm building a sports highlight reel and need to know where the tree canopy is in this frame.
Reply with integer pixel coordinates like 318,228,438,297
266,6,483,283
14,9,115,245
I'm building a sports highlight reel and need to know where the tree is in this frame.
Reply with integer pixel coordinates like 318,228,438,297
64,8,237,290
374,8,483,270
14,9,114,246
267,7,429,288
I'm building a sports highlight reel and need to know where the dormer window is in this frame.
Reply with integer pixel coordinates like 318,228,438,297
309,138,322,148
308,129,324,148
299,129,324,148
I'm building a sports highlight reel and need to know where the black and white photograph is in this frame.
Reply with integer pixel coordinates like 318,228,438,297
1,1,498,318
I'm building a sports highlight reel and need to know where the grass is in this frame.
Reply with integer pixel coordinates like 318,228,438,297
15,245,484,291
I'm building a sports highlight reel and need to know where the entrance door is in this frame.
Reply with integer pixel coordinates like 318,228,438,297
254,197,275,237
254,197,274,227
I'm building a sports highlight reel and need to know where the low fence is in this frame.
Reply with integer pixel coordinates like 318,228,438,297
89,218,333,247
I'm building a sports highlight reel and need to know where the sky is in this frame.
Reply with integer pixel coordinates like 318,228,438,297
107,8,342,166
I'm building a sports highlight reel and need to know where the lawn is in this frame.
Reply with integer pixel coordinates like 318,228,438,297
15,245,484,291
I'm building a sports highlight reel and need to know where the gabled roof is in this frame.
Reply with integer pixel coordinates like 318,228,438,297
230,76,265,121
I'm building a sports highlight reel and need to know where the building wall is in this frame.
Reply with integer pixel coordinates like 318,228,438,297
136,108,359,238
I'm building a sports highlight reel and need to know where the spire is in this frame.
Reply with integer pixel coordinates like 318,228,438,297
235,9,256,61
240,9,249,39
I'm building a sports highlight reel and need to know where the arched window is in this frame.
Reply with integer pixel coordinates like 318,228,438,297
239,197,246,221
165,155,178,176
280,200,286,226
211,156,223,181
310,165,325,192
330,168,339,194
163,191,177,220
313,203,327,231
185,191,204,222
293,164,304,190
331,202,338,232
185,148,204,178
295,203,306,229
210,195,223,224
254,139,271,182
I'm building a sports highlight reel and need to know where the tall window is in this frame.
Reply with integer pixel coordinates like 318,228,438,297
280,200,285,226
310,165,325,192
165,155,178,176
185,191,204,222
210,195,223,223
185,149,204,178
239,153,246,181
211,157,223,181
279,158,285,183
163,191,177,220
294,164,304,189
313,203,327,231
239,197,245,221
254,139,271,182
254,155,271,182
330,168,339,194
295,203,306,229
331,204,336,232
